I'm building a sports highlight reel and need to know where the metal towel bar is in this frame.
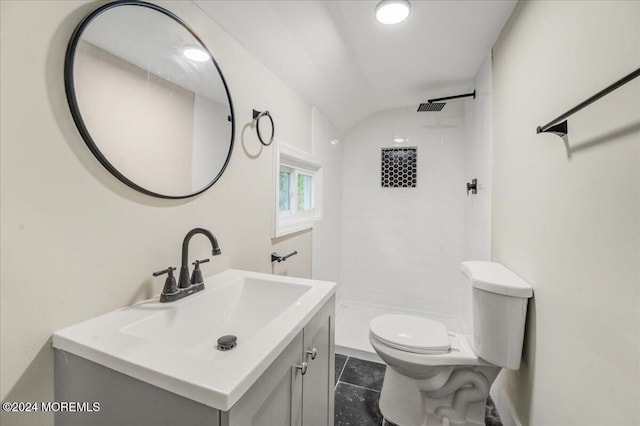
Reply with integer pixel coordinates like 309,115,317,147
537,68,640,137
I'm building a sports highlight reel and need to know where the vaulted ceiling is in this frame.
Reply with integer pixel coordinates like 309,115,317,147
195,0,518,132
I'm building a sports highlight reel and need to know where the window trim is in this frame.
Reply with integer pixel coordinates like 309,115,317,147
273,142,322,238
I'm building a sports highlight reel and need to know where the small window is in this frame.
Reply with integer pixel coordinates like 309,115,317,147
274,143,322,237
297,173,314,211
279,168,292,212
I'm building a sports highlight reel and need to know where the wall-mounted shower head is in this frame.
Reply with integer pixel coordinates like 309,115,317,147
417,102,446,112
417,90,476,112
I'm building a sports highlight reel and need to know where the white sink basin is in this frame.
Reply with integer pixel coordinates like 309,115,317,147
53,269,336,411
122,277,311,351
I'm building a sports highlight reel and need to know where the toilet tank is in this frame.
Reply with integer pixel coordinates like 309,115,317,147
461,262,533,370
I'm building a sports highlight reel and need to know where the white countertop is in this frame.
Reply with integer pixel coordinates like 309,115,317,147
53,269,336,411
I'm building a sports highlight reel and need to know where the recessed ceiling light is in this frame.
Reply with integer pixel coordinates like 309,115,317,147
330,139,339,145
393,137,407,143
182,46,210,62
375,0,411,25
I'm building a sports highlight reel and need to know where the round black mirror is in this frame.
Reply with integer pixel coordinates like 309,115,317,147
65,1,234,199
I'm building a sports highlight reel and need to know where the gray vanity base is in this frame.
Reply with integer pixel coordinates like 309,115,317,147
55,296,335,426
54,349,220,426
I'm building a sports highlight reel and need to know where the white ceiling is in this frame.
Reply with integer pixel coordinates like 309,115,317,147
194,0,518,132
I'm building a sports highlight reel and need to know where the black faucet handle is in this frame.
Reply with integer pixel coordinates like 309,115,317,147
153,267,178,296
153,267,176,277
190,259,208,285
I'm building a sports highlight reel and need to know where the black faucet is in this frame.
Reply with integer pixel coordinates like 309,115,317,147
178,228,221,289
155,228,221,303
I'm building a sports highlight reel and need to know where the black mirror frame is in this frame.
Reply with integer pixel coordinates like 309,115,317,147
64,0,235,199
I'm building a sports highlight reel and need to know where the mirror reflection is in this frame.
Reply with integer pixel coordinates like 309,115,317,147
67,2,234,198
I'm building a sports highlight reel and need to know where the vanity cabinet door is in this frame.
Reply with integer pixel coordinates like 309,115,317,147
302,297,335,426
222,332,303,426
222,296,335,426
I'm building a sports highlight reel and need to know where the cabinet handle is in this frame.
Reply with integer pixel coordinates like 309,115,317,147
295,362,308,375
306,348,318,360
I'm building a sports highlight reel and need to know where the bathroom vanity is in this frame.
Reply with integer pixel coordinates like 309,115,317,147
53,270,336,426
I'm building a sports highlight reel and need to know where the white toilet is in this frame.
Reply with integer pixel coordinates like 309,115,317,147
369,261,533,426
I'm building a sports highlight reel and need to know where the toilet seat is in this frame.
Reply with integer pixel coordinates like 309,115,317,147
370,314,451,355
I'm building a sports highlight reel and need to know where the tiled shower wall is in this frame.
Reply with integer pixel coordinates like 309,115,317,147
339,102,470,318
311,107,343,283
460,54,493,331
464,54,493,263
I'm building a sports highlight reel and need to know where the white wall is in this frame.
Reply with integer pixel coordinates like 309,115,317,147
339,105,469,317
192,94,231,191
311,107,342,283
491,1,639,425
0,2,314,425
75,40,195,195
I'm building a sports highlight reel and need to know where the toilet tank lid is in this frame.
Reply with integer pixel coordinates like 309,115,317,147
461,261,533,298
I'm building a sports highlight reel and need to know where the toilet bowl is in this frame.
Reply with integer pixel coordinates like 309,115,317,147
369,262,533,426
369,315,500,426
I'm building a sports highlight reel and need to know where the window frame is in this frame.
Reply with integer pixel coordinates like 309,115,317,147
273,142,322,238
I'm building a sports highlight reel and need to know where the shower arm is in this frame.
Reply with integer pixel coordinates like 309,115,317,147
427,90,476,103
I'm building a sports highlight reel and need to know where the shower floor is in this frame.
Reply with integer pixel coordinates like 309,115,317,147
335,300,464,362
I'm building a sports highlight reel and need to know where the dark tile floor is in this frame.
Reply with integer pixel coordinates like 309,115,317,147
334,354,502,426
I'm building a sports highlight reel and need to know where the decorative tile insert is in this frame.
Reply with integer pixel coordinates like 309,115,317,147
381,147,417,188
